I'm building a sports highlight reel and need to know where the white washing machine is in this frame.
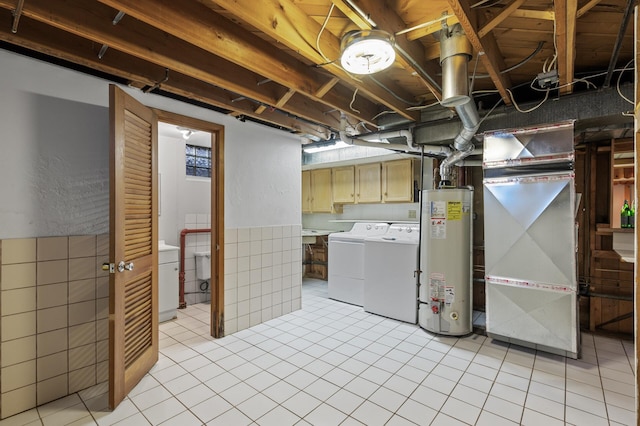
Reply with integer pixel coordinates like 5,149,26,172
364,223,420,323
328,222,389,306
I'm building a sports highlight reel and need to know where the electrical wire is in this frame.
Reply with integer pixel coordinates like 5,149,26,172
617,59,634,105
316,3,335,64
468,54,480,95
406,100,442,111
506,87,550,113
477,98,504,127
371,110,396,120
349,88,361,114
474,41,544,79
529,77,596,92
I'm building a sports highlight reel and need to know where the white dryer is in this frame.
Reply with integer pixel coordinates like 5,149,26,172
328,222,389,306
364,223,420,323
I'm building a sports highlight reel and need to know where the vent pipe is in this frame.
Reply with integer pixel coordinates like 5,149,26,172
438,24,480,186
339,113,451,156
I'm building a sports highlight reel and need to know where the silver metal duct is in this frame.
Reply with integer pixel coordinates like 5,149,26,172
440,24,473,108
438,24,480,184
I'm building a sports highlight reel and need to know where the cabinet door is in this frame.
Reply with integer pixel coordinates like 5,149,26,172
302,170,311,213
311,168,333,212
356,163,381,203
383,159,414,202
332,166,355,204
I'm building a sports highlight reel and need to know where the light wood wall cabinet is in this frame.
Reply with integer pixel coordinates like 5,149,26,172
302,169,333,213
382,159,414,202
332,166,355,203
356,163,382,203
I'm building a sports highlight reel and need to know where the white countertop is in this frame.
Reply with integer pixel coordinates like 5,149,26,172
302,229,335,237
302,229,335,244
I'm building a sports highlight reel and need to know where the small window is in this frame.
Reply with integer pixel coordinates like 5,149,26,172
185,144,212,178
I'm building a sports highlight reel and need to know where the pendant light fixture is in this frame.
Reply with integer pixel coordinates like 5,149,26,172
340,29,396,75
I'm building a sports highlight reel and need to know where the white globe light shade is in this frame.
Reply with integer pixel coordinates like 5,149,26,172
340,30,396,75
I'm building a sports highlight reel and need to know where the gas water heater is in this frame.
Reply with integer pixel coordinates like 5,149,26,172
419,187,473,335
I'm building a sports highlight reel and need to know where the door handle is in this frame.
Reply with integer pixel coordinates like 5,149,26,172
116,261,134,272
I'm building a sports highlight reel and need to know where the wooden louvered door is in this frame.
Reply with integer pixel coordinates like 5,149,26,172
108,85,158,409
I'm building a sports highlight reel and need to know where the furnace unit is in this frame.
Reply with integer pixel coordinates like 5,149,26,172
483,121,579,358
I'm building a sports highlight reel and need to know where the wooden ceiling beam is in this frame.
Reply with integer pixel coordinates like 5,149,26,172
204,0,420,122
315,77,341,98
330,0,371,30
403,12,459,41
96,0,380,127
0,0,343,131
510,9,554,20
577,0,602,18
0,17,331,139
478,0,527,38
446,0,513,105
554,0,577,94
346,0,443,101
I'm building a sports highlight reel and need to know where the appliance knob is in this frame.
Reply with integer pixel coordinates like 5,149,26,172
406,227,412,233
367,224,372,230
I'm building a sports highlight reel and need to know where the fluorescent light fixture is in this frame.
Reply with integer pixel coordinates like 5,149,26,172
303,141,352,153
340,30,396,75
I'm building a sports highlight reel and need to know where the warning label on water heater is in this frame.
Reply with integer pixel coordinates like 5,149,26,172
444,286,455,305
431,219,446,239
447,201,462,221
430,201,446,217
429,273,445,299
430,201,447,239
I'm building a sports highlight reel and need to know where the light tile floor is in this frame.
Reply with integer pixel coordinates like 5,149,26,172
1,278,635,425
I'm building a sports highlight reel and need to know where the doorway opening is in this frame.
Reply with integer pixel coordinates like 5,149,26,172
156,112,225,338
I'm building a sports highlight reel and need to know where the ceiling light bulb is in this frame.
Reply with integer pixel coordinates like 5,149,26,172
177,126,194,140
340,30,396,75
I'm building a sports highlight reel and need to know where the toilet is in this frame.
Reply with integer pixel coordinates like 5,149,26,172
194,251,211,281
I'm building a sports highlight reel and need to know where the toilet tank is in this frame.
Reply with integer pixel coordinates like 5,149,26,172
194,251,211,280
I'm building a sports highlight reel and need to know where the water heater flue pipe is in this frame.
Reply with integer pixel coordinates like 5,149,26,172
438,24,480,185
439,101,480,182
179,228,211,309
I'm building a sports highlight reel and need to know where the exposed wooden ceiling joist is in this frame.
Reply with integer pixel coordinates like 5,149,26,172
478,0,527,38
510,9,554,20
0,0,633,143
203,0,421,122
96,0,380,128
403,11,459,42
577,0,603,18
0,15,332,139
0,0,346,132
554,0,577,94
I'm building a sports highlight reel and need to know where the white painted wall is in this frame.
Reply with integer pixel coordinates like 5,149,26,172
158,130,212,246
0,49,302,239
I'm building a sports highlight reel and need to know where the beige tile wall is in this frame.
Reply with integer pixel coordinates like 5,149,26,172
0,235,109,419
224,225,303,335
